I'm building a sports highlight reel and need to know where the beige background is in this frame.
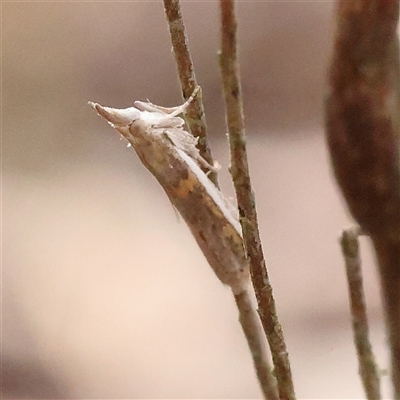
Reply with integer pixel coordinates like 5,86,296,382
3,1,394,398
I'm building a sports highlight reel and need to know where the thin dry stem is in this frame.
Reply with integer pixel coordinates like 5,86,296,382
163,1,278,397
163,0,218,186
325,1,400,396
234,289,279,400
341,227,381,400
218,1,295,399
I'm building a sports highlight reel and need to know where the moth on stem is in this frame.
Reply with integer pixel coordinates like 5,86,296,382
218,1,295,399
89,87,279,399
89,88,248,294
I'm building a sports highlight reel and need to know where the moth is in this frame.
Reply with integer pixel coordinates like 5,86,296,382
89,88,249,294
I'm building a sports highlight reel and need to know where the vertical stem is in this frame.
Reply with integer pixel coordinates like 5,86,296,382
163,0,218,186
218,1,296,399
341,227,381,400
234,289,279,400
163,2,279,396
325,1,400,396
373,235,400,397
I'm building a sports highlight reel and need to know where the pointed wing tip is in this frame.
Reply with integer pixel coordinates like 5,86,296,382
88,101,115,122
88,101,103,115
88,101,142,127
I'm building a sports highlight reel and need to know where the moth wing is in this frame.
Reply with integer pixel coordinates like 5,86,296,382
164,128,217,172
89,102,141,127
134,100,184,115
163,127,198,152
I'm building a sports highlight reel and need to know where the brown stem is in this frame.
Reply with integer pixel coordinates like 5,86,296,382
325,1,400,396
218,1,296,399
163,0,218,186
341,227,381,400
234,290,279,400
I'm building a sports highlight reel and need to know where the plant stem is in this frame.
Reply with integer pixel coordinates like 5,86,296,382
163,0,218,186
341,227,381,400
218,1,296,399
163,1,279,397
325,1,400,396
234,289,279,400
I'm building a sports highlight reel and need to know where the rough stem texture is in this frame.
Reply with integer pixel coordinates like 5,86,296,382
218,1,296,399
325,1,400,396
234,290,279,400
163,0,218,186
163,1,278,396
341,227,381,400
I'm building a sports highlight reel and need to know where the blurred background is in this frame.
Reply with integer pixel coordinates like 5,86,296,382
3,1,394,398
